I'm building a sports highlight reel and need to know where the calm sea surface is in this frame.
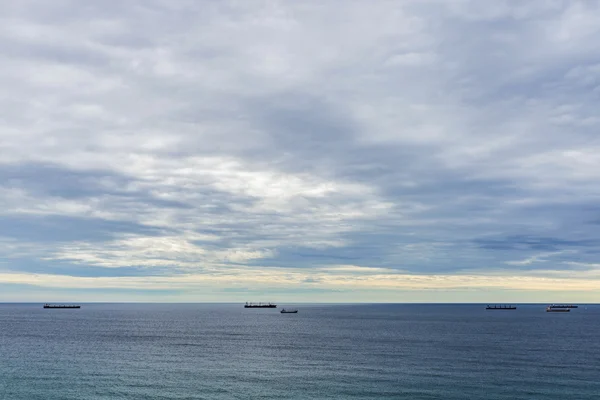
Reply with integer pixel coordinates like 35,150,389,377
0,303,599,399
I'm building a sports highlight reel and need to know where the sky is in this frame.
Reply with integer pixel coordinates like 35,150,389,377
1,0,600,303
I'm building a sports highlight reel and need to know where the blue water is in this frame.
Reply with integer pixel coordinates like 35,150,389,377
0,303,599,399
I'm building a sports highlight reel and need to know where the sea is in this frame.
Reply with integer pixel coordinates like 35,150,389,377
0,303,598,399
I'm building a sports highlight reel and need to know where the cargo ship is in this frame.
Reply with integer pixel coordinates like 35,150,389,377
486,305,517,310
43,304,81,309
244,302,277,308
548,304,578,309
546,306,570,312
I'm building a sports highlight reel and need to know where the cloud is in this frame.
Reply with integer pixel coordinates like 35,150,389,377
319,265,401,274
0,268,598,293
505,250,575,266
1,1,600,301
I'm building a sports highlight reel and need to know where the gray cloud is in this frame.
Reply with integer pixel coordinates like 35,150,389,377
2,0,600,300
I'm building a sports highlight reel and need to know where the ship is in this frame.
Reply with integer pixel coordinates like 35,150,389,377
486,304,517,310
244,302,277,308
548,304,578,309
280,309,298,314
546,306,570,312
43,304,81,309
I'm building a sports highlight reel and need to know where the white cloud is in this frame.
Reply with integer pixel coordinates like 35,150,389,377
505,251,573,266
1,1,600,300
1,269,599,293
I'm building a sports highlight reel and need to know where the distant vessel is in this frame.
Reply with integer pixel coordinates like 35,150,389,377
547,306,570,312
548,304,578,309
43,304,81,309
280,309,298,314
244,302,277,308
486,305,517,310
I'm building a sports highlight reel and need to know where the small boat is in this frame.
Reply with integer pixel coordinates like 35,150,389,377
486,305,516,310
43,304,81,309
280,309,298,314
546,306,570,312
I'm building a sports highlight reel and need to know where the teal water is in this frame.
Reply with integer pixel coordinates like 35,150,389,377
0,303,599,399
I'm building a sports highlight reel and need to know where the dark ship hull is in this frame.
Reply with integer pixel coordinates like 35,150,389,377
486,305,517,310
244,303,276,308
43,304,80,309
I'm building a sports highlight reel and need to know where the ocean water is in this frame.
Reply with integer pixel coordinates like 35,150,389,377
0,303,599,399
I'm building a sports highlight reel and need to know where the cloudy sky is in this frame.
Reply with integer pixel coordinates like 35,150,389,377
1,0,600,302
